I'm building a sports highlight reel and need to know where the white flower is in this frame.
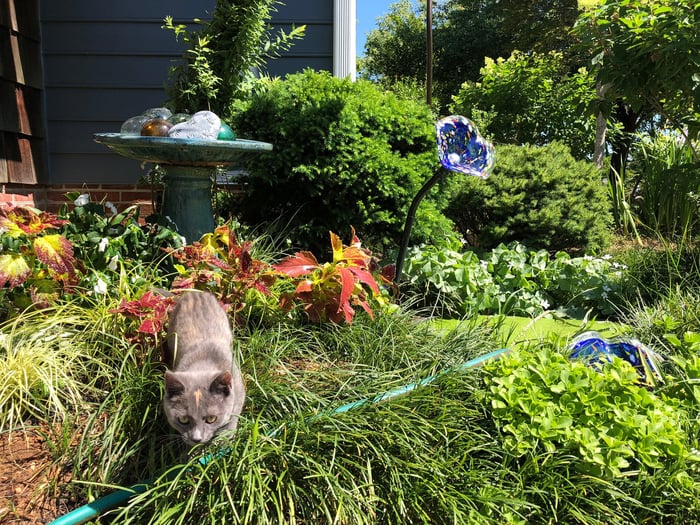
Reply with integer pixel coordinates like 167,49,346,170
602,254,612,260
603,284,611,292
601,291,609,299
105,201,118,216
98,237,109,252
73,194,90,206
108,255,119,271
540,299,550,310
93,278,108,295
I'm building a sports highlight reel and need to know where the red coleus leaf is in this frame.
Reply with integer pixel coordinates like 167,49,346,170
274,251,320,277
348,267,380,295
138,317,163,335
168,243,229,270
0,253,32,287
111,291,168,315
355,297,375,319
33,234,76,281
336,266,355,317
330,231,344,263
0,205,68,237
111,291,175,335
295,279,314,294
329,228,373,268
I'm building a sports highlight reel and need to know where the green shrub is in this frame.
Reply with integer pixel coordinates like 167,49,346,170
451,51,596,160
231,69,442,256
443,142,612,253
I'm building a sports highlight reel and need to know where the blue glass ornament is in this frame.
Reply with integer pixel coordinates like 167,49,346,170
569,331,664,387
435,115,495,178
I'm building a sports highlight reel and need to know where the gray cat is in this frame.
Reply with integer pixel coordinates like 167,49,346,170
163,291,245,446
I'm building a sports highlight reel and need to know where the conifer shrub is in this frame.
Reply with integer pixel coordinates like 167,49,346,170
443,142,612,253
231,70,444,257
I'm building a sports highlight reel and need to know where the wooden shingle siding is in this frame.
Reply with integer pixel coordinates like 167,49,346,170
0,0,45,184
39,0,333,185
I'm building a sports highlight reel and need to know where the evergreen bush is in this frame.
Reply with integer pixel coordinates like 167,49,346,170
443,142,612,253
231,69,443,257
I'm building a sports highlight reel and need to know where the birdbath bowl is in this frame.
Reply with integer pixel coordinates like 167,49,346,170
94,133,273,242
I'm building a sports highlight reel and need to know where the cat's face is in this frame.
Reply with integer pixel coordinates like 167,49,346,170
163,370,236,445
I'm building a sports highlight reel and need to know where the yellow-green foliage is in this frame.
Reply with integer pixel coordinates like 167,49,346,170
0,307,108,433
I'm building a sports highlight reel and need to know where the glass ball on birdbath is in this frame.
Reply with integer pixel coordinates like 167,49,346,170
217,123,236,141
120,115,150,136
435,115,495,178
168,110,221,140
142,107,173,120
141,118,173,137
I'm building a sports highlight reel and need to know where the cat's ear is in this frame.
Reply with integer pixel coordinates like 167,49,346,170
210,371,233,397
165,371,185,398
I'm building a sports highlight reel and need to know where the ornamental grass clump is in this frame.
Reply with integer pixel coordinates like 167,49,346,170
0,304,112,435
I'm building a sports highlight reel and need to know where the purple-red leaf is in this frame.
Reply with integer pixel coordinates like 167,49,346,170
348,267,380,295
274,251,320,277
337,267,355,316
33,234,76,281
0,205,68,237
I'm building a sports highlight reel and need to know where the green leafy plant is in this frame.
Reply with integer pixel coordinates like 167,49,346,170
163,0,306,118
403,242,625,318
274,229,390,324
452,51,596,160
60,194,184,272
633,132,700,237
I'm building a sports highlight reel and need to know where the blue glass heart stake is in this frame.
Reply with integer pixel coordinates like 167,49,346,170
569,331,665,387
435,115,495,178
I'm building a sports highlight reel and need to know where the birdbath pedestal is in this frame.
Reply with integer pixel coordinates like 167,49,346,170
94,133,272,243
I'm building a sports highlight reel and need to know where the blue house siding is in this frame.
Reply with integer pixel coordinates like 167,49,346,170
39,0,334,185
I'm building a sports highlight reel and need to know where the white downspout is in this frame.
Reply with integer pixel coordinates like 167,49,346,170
333,0,356,80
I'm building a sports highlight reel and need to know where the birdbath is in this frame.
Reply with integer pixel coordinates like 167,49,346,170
94,133,272,243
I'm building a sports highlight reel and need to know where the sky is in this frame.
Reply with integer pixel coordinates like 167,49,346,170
356,0,394,57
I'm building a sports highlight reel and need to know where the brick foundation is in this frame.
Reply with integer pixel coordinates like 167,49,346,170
1,183,159,216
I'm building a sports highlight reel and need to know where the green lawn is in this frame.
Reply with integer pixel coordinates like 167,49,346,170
432,314,626,349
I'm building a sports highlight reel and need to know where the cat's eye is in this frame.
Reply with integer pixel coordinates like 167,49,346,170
177,416,191,425
204,415,218,424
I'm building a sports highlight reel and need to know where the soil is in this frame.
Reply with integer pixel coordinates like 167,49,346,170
0,427,72,524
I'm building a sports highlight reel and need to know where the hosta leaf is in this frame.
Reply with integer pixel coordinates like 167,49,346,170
33,234,76,279
0,253,32,287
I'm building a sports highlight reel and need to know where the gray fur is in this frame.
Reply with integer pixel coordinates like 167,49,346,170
163,291,245,445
